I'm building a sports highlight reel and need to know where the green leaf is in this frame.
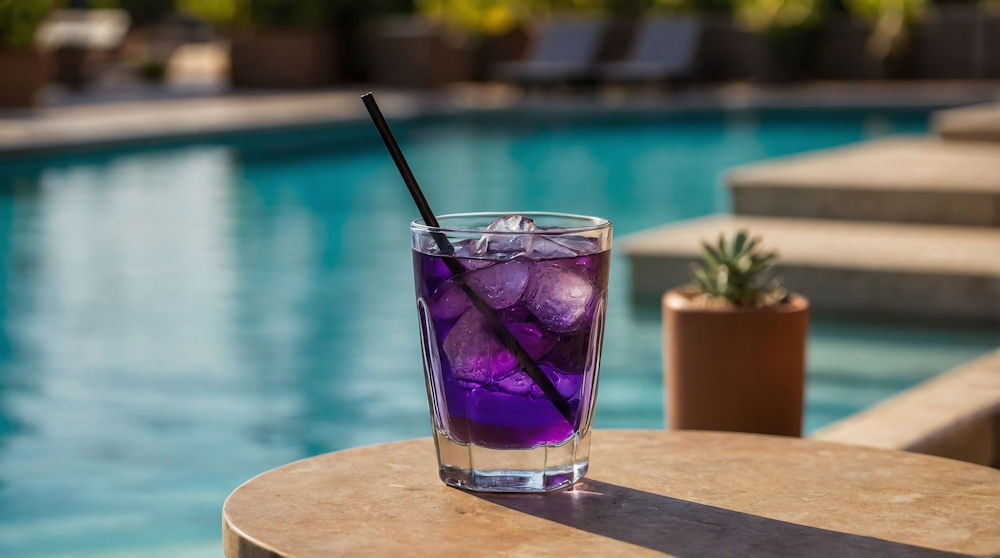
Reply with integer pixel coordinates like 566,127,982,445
702,243,724,268
732,230,748,256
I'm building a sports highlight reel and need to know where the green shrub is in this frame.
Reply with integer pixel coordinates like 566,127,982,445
0,0,52,48
175,0,331,28
175,0,239,25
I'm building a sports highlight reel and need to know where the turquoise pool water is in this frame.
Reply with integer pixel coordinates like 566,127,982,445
0,109,996,557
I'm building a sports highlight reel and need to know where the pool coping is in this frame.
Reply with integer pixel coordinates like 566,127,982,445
1,82,998,159
812,348,1000,468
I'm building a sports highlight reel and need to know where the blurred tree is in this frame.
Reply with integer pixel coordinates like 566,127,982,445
840,0,925,76
417,0,526,36
175,0,238,25
529,0,697,15
177,0,413,29
0,0,52,47
734,0,827,78
416,0,707,37
735,0,826,31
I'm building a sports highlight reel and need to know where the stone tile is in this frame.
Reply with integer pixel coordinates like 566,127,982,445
621,215,1000,322
2,81,998,157
813,349,1000,467
0,90,434,157
727,138,1000,226
934,101,1000,142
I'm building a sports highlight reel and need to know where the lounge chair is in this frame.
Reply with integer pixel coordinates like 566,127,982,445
600,17,700,83
492,19,606,85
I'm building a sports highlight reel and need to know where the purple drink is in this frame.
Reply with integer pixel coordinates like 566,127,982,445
411,212,611,492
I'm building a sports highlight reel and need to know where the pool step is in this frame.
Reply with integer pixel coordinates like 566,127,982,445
726,138,1000,227
933,102,1000,143
621,215,1000,324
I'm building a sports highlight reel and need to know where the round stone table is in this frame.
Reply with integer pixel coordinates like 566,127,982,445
223,430,1000,557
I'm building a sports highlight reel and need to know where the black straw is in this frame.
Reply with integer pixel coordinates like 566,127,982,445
362,93,439,228
361,92,574,426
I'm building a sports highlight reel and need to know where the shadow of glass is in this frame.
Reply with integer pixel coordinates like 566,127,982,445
474,478,971,557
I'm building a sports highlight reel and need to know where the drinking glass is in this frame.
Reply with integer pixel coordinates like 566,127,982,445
411,212,612,492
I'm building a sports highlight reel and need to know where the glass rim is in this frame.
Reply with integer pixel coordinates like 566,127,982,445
410,212,611,235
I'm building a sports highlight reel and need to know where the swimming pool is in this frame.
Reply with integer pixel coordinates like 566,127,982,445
0,108,997,557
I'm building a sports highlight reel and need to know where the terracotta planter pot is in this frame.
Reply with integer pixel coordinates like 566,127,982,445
664,288,809,436
230,28,339,89
0,48,49,108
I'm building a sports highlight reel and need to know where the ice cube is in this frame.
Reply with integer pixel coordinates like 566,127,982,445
552,368,584,398
496,370,533,396
443,309,517,383
450,240,493,270
506,321,556,361
528,236,579,260
495,323,557,396
552,234,600,255
473,215,536,257
465,260,530,309
527,364,582,399
429,280,471,321
442,309,555,385
489,215,537,232
528,264,595,332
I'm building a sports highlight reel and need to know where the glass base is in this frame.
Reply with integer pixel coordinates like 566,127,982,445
433,429,591,492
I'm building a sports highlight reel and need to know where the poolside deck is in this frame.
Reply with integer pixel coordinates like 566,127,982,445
0,90,434,156
623,92,1000,324
2,81,998,157
813,348,1000,467
618,96,1000,464
622,215,1000,323
933,101,1000,142
728,137,1000,226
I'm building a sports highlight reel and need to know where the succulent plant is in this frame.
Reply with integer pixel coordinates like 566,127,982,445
690,229,786,307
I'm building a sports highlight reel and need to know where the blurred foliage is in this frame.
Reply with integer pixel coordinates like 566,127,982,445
417,0,712,35
735,0,826,31
175,0,237,25
843,0,925,20
690,230,786,307
734,0,826,78
416,0,527,35
186,0,336,27
112,0,173,23
417,0,944,39
537,0,688,12
176,0,412,27
842,0,926,72
0,0,52,48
